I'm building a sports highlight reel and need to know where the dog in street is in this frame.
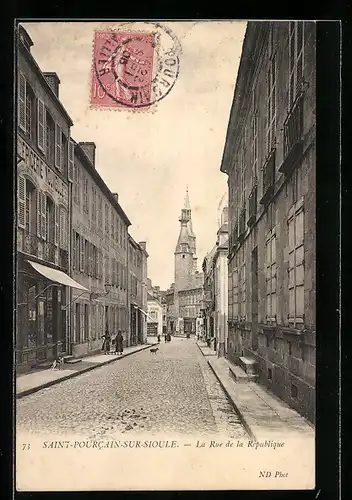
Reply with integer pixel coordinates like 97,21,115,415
150,347,159,354
51,356,64,370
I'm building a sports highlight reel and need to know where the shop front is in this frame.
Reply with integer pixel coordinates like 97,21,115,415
16,257,89,372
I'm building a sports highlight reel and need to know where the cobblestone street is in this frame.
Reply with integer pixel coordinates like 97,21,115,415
17,337,247,439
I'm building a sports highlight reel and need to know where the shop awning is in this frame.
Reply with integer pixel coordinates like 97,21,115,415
27,260,90,292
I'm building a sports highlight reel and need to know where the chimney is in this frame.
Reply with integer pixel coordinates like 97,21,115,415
139,241,147,251
18,25,33,52
112,192,119,203
79,142,96,167
43,72,60,98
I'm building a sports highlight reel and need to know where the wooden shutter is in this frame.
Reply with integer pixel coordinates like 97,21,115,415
88,243,92,276
41,192,47,240
17,175,26,229
18,73,26,131
80,236,84,272
68,139,74,183
36,190,41,237
63,208,68,250
37,99,46,152
54,204,59,245
72,230,76,269
55,123,62,170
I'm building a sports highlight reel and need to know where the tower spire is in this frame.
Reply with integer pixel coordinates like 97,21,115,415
184,185,191,210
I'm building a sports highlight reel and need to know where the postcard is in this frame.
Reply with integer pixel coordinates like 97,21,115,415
15,20,316,491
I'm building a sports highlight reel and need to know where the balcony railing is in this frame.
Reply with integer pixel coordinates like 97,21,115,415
260,148,276,206
18,229,58,265
59,249,69,271
247,185,257,227
21,231,39,256
280,93,304,175
44,240,56,263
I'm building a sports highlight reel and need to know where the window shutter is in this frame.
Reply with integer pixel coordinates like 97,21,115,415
41,192,47,240
54,204,59,245
63,209,68,250
72,230,76,270
89,243,93,276
55,123,62,170
36,191,41,237
37,99,46,152
18,73,26,131
68,139,74,183
59,207,64,248
17,175,26,229
80,236,84,272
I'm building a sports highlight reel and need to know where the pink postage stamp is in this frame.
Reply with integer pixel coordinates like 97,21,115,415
91,23,180,110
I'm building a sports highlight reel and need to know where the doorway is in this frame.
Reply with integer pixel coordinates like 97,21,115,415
251,246,259,351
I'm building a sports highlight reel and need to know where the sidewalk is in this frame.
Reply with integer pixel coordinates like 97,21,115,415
196,341,315,441
16,342,157,399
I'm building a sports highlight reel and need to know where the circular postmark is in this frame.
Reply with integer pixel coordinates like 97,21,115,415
93,22,181,109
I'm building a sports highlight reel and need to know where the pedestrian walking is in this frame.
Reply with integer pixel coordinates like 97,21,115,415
157,334,161,343
115,330,124,355
101,329,111,354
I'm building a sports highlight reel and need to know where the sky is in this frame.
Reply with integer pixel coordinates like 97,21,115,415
22,21,246,290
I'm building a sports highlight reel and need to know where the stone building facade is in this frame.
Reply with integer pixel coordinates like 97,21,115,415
169,188,203,335
16,25,81,371
221,21,316,422
202,206,229,357
147,294,163,337
128,236,148,345
70,141,131,356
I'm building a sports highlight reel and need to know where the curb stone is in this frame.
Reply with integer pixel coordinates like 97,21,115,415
16,343,158,399
206,359,255,440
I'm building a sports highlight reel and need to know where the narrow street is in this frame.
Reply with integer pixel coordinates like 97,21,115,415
16,337,248,439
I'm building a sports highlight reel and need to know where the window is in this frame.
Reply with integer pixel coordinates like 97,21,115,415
267,50,276,154
18,176,36,233
92,187,97,223
79,235,84,272
83,177,89,214
37,98,45,151
18,73,27,131
105,204,109,235
46,197,55,244
239,262,246,321
17,74,36,140
59,206,68,250
288,200,304,325
84,240,89,274
251,109,258,186
98,195,102,227
61,133,68,176
111,208,114,240
265,231,277,322
55,123,62,171
105,255,110,284
289,21,304,108
73,164,80,204
46,112,55,166
232,260,239,321
240,147,246,208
